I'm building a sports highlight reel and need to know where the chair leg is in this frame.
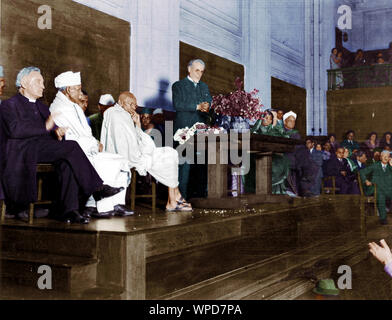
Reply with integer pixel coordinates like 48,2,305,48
29,203,34,224
38,177,43,201
131,170,136,211
152,181,156,214
1,200,6,222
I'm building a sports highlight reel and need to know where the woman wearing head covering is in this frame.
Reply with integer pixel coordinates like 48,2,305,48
380,132,392,150
327,133,339,154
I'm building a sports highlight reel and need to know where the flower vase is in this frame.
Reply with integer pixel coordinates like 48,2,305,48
231,116,250,133
215,115,232,131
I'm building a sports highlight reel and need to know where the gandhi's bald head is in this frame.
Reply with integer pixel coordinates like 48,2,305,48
118,91,137,114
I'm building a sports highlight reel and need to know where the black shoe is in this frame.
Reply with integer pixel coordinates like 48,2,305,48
381,219,388,225
113,205,134,217
91,210,113,219
15,210,29,221
82,207,97,218
93,185,124,202
63,210,90,224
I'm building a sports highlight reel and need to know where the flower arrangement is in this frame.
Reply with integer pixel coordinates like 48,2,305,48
211,77,264,120
174,122,226,145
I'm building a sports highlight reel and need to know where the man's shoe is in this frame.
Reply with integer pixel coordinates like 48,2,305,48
63,210,90,224
380,219,388,225
93,185,124,202
15,210,29,221
91,211,113,219
82,207,97,218
113,205,134,217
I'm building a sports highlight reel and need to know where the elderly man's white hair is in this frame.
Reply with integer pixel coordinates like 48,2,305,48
187,59,206,68
381,150,391,157
15,66,41,88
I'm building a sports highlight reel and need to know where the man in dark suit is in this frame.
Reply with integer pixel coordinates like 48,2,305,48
360,150,392,225
0,67,123,223
325,147,360,195
354,150,367,171
306,138,323,196
172,59,212,199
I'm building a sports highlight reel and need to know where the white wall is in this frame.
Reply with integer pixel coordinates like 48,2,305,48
73,0,338,133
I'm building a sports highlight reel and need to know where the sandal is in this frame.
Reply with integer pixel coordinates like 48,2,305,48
177,197,191,207
166,203,193,212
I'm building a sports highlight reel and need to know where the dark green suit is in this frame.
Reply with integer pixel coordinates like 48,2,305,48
172,77,212,132
88,112,103,141
172,77,212,199
360,162,392,220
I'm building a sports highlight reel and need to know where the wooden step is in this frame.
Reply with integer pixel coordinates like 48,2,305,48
0,225,97,258
0,251,97,294
159,232,363,300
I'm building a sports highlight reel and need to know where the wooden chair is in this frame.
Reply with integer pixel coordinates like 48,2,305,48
321,176,339,195
357,172,377,216
130,169,156,213
0,163,55,224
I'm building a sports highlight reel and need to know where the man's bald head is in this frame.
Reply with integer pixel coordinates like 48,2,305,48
118,91,138,114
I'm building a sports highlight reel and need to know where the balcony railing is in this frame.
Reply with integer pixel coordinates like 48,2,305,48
327,64,392,90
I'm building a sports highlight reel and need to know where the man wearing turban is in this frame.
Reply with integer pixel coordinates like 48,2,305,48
49,71,133,218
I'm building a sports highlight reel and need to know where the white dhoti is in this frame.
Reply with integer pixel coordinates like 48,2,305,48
101,104,179,188
49,92,131,213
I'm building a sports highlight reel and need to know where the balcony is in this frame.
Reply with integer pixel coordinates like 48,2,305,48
328,64,392,90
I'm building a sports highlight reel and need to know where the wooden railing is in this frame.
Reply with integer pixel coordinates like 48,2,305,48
328,64,392,90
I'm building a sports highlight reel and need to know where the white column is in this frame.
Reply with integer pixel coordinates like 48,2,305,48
129,0,180,109
243,0,271,110
305,0,314,135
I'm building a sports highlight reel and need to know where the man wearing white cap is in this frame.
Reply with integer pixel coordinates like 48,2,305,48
49,71,133,218
283,111,301,140
282,110,318,197
0,67,124,223
89,94,115,141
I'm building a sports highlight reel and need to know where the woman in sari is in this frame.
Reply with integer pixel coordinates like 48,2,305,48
245,110,290,195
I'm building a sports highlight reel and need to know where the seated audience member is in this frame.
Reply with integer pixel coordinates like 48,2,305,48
352,49,366,67
367,148,382,166
315,143,322,152
325,147,360,195
322,142,332,161
89,94,115,141
78,90,91,126
251,109,286,136
327,133,339,154
343,147,357,173
380,132,392,150
0,65,5,104
341,130,360,153
49,71,133,218
248,110,290,195
360,150,392,225
374,52,385,65
354,150,367,171
362,131,379,158
0,67,123,223
306,138,323,196
101,91,192,212
276,110,284,127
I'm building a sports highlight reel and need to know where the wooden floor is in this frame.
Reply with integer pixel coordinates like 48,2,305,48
0,195,388,300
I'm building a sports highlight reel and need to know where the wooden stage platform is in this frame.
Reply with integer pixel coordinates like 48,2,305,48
0,195,382,300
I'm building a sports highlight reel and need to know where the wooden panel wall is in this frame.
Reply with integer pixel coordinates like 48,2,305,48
327,86,392,141
271,77,307,138
179,42,244,96
0,0,130,113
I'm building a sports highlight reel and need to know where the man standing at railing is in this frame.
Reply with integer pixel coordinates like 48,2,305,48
360,150,392,225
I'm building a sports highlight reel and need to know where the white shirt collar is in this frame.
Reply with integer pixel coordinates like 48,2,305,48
187,76,199,85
